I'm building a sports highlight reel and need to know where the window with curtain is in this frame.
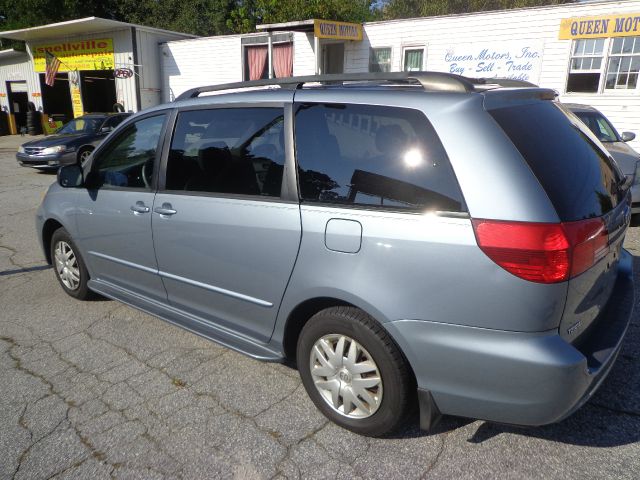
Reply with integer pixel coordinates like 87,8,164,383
244,45,268,81
273,42,293,78
605,36,640,90
369,48,392,72
403,49,424,72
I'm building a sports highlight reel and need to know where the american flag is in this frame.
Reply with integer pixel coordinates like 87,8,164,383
44,51,61,86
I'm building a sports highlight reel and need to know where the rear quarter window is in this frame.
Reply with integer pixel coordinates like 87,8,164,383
489,102,624,221
294,103,465,212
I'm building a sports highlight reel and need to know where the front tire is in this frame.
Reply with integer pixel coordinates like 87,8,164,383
297,306,415,437
77,147,93,167
50,227,94,300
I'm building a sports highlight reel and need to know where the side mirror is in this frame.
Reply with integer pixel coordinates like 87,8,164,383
621,131,636,142
100,126,112,133
57,165,84,188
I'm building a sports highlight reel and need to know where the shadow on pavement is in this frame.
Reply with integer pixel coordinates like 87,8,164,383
0,264,51,276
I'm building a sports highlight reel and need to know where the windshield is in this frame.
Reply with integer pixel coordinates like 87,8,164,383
573,111,621,143
56,117,103,135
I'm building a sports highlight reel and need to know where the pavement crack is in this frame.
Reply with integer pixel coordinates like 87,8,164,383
420,432,448,479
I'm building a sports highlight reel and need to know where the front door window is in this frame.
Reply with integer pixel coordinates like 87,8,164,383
93,114,166,189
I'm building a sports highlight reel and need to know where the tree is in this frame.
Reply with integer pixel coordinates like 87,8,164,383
0,0,379,38
228,0,378,34
382,0,576,19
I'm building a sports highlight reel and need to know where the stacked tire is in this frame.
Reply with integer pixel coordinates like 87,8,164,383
26,102,42,135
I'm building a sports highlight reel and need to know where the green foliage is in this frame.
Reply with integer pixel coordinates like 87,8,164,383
0,0,377,37
382,0,575,19
0,0,575,40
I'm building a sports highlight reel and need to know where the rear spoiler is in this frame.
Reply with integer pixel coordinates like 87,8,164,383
482,88,558,110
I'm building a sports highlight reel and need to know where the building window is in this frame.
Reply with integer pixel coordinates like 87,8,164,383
567,39,605,93
244,45,268,81
605,37,640,90
403,48,424,72
370,48,392,72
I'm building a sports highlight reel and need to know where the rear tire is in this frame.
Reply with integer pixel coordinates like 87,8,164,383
50,227,94,300
297,306,414,437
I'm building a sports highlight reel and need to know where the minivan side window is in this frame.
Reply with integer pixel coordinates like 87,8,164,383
294,103,465,212
165,108,285,197
94,114,166,189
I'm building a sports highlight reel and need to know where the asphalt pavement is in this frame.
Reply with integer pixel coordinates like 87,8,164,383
0,134,639,479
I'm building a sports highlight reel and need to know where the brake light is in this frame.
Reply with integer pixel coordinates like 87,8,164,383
472,218,609,284
563,218,609,277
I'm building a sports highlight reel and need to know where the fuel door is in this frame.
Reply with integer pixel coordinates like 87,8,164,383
324,218,362,254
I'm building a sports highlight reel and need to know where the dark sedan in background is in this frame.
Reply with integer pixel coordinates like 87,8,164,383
17,113,130,170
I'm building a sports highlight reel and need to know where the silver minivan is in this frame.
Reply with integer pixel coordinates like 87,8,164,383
37,73,634,436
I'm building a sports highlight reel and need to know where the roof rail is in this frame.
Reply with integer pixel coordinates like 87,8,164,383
173,72,537,101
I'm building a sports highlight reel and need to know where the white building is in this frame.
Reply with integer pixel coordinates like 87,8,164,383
161,0,640,149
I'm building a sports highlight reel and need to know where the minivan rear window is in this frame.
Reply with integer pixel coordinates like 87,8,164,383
489,102,624,221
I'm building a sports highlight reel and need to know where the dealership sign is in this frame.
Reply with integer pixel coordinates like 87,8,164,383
314,19,362,41
559,13,640,40
441,41,543,83
33,38,115,72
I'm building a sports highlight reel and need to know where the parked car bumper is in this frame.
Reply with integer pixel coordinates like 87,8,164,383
17,151,77,169
386,248,634,428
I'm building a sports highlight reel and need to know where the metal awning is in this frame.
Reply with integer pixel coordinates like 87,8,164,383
258,18,362,42
256,19,316,34
0,17,196,42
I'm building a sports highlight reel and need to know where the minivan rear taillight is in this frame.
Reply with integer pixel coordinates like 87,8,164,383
472,218,609,284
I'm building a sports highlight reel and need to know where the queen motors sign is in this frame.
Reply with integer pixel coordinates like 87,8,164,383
441,41,544,83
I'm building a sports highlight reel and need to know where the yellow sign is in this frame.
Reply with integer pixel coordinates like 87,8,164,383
559,13,640,39
33,38,114,72
71,85,84,118
314,19,362,41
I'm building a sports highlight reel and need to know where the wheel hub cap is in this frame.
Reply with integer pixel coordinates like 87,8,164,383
54,241,80,291
309,334,383,419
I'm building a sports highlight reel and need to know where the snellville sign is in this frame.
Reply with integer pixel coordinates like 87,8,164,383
559,13,640,40
33,39,115,72
313,20,363,41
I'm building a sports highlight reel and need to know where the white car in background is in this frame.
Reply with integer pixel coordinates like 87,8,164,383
567,103,640,223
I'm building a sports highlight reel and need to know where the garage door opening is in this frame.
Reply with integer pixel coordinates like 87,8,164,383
39,73,73,124
7,81,29,130
80,70,116,113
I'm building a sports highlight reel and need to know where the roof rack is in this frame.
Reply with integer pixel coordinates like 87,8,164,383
174,72,536,101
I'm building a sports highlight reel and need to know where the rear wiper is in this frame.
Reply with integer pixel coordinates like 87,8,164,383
619,174,633,190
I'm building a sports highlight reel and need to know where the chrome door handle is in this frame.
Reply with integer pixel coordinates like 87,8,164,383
130,201,150,214
154,203,177,216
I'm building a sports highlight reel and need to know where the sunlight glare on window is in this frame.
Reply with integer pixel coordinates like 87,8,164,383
403,148,423,168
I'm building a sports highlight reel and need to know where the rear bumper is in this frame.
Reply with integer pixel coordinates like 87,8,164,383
386,249,634,427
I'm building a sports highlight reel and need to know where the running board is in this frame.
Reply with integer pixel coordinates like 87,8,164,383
88,279,284,362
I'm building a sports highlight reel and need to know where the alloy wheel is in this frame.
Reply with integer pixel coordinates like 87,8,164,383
54,241,81,290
